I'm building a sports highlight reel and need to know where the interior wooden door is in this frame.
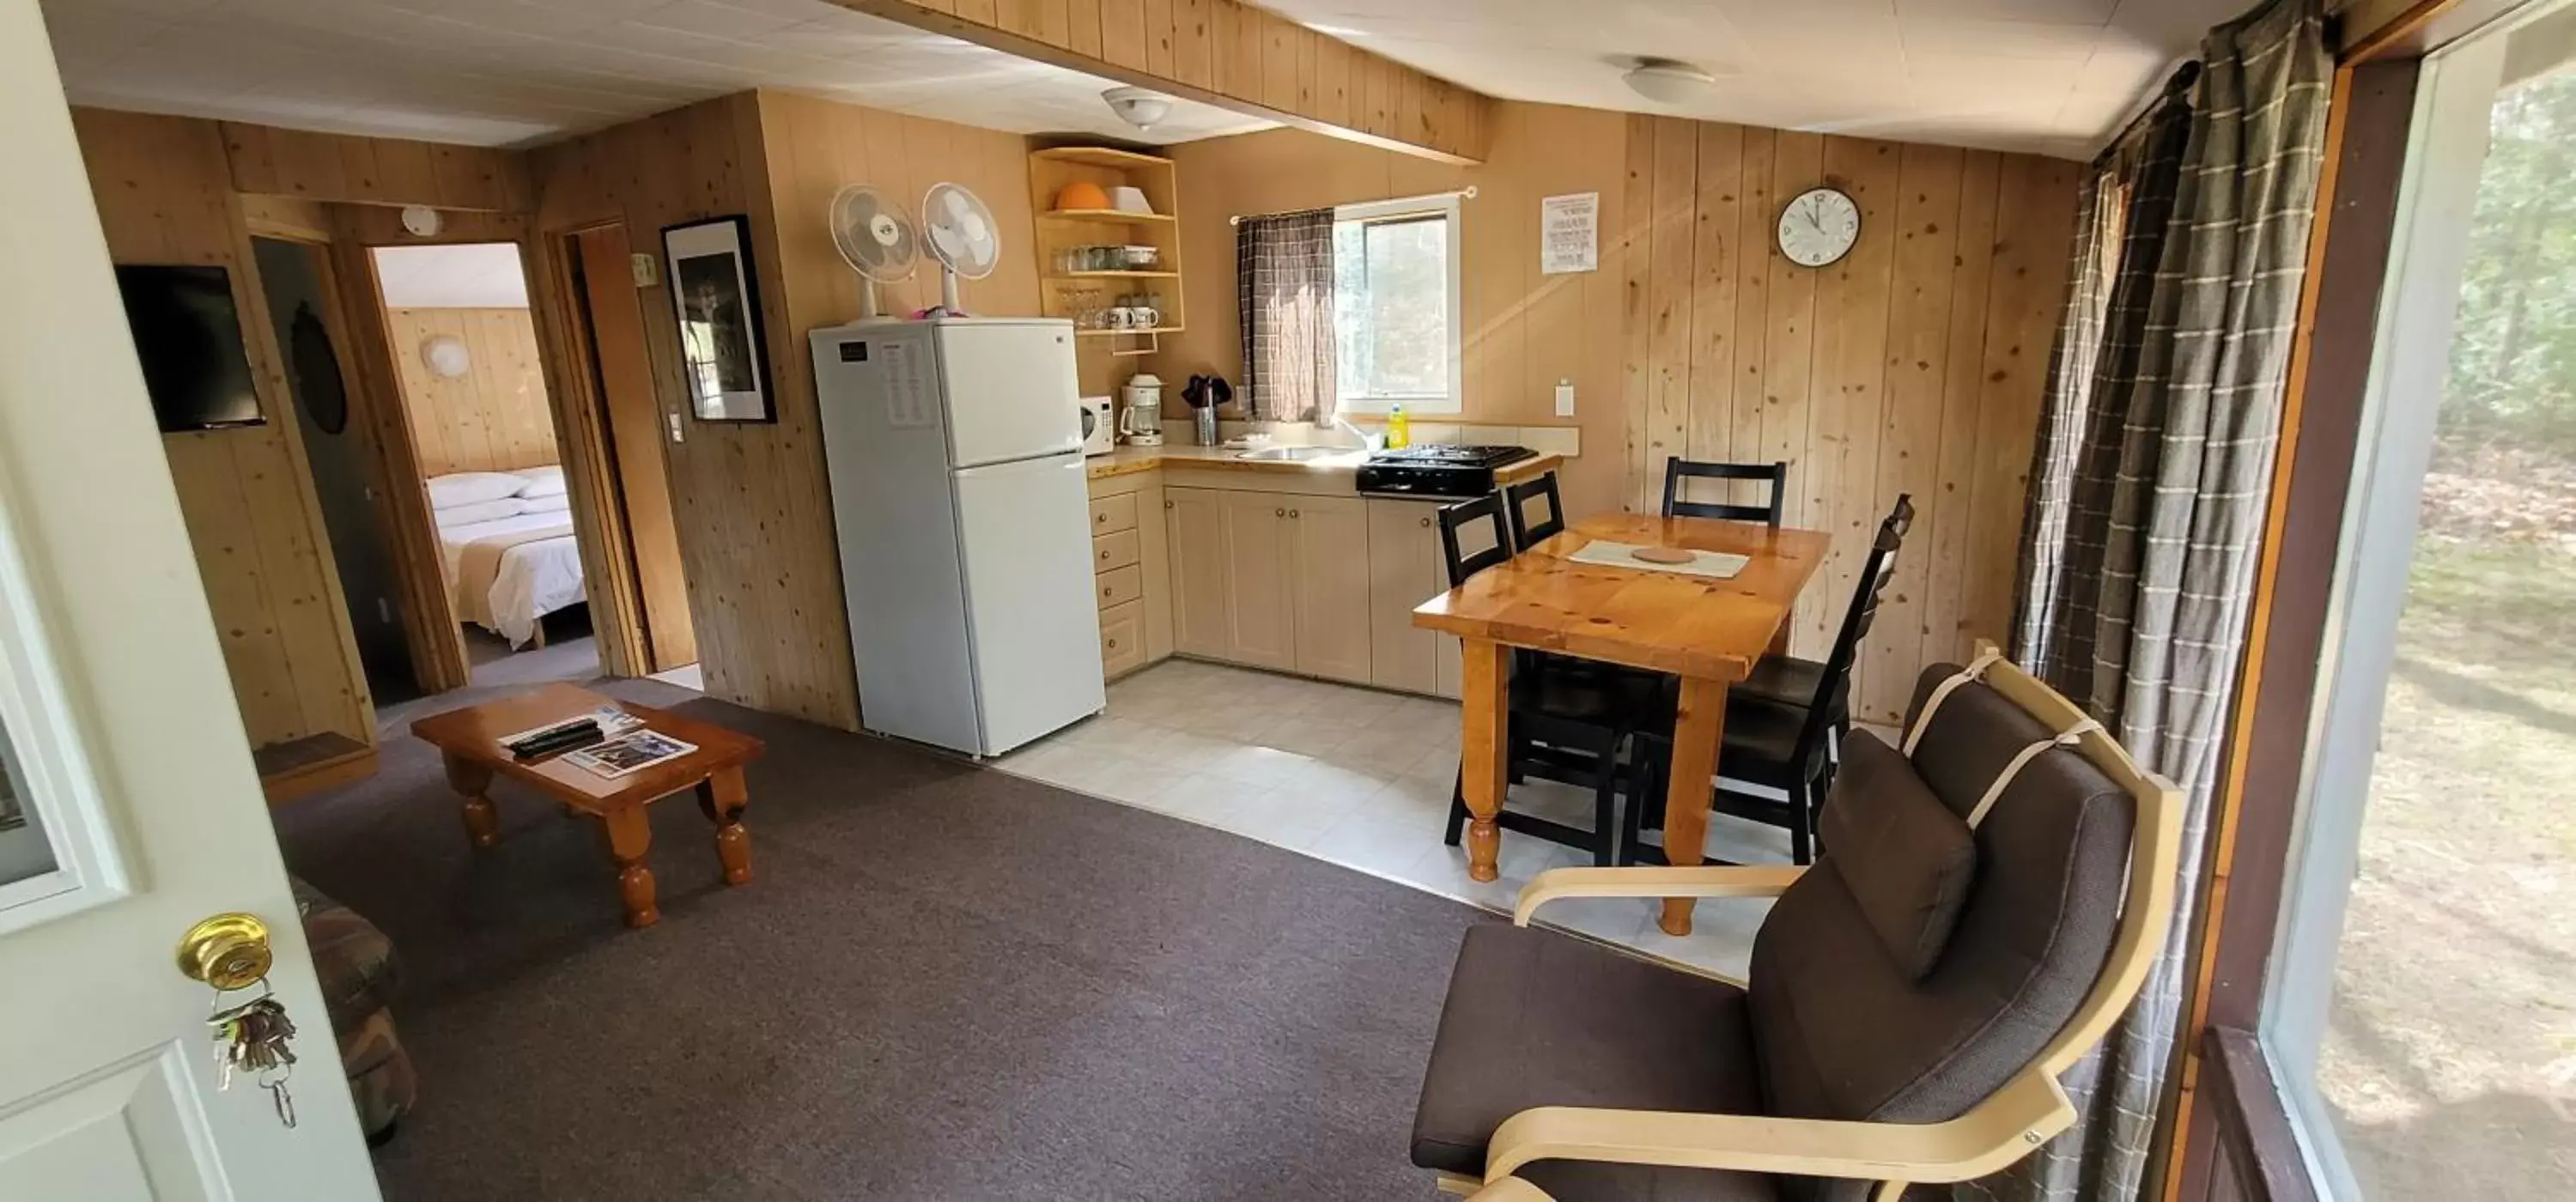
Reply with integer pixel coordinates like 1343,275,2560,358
1218,490,1297,671
572,225,695,671
1289,495,1374,683
1164,487,1229,659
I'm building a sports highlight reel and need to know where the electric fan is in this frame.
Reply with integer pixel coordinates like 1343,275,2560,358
827,184,919,322
921,181,1002,318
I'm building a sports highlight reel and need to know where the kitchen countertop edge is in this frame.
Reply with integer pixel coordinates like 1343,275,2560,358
1086,443,1562,483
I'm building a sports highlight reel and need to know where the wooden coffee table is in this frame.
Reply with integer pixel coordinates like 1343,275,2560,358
410,683,766,929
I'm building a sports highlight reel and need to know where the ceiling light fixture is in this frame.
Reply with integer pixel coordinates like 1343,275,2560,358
1623,58,1719,106
1102,86,1172,130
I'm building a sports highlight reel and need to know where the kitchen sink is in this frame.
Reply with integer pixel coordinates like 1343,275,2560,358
1234,446,1351,462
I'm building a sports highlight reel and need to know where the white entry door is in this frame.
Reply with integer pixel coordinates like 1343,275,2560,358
0,3,382,1198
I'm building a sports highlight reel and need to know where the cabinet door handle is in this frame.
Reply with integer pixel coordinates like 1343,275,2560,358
1419,516,1431,527
1274,507,1285,518
1164,500,1173,508
1289,508,1300,519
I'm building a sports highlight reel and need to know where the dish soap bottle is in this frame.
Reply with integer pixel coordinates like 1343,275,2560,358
1386,404,1410,450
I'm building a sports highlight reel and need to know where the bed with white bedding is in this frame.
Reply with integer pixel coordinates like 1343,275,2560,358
430,468,584,648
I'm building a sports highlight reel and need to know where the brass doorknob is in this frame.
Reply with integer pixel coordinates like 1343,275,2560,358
177,913,273,992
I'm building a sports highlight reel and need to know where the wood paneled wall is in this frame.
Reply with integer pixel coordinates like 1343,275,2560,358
529,90,1044,730
386,307,559,477
220,122,531,211
1152,106,2077,725
1619,116,2080,725
70,108,373,750
834,0,1492,162
1146,106,1626,518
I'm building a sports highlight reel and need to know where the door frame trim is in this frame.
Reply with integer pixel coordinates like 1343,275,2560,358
533,221,659,680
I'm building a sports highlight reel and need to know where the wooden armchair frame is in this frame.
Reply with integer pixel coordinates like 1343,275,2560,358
1439,644,2185,1202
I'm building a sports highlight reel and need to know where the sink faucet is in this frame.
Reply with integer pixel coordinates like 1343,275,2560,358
1330,414,1385,452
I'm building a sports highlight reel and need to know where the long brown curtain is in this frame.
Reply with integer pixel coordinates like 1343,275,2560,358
1236,209,1337,423
1987,0,2332,1199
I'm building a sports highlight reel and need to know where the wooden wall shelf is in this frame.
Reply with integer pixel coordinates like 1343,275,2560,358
1030,146,1185,386
1031,146,1176,170
1041,209,1176,224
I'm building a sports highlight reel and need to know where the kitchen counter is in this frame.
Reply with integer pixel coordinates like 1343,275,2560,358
1085,442,1560,484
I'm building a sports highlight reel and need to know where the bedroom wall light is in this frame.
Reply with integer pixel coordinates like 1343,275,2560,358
421,334,471,380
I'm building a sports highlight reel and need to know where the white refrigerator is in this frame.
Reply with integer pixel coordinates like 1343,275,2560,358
811,318,1106,756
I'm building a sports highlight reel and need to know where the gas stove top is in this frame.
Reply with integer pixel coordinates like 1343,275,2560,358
1354,443,1537,501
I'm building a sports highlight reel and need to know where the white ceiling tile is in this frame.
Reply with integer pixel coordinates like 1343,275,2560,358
42,0,2234,156
629,0,799,40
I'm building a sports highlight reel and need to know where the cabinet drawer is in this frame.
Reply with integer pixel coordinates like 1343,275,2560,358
1098,600,1146,677
1095,562,1144,610
1091,527,1141,574
1089,492,1138,537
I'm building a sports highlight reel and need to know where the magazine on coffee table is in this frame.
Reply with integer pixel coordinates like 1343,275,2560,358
562,730,697,779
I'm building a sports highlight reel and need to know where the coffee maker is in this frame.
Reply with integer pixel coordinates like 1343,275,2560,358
1118,373,1164,446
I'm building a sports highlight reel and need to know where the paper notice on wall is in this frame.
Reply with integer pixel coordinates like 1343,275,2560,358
1541,192,1599,275
880,342,933,428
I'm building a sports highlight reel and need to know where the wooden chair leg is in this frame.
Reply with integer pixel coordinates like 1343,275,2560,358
1443,767,1469,847
1789,777,1815,866
1589,738,1620,868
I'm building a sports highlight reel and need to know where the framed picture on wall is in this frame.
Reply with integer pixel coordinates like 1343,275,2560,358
661,215,776,422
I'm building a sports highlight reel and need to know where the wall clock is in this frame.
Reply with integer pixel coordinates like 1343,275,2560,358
1777,187,1860,268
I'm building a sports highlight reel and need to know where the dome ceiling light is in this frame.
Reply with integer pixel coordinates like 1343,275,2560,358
1624,58,1720,106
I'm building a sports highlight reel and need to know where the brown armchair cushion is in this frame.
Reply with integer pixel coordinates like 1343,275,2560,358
1748,665,2134,1127
1814,732,1976,980
1411,922,1766,1191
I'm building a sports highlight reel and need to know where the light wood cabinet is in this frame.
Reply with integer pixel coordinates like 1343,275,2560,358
1087,471,1174,680
1288,495,1373,684
1163,483,1461,696
1217,490,1299,671
1365,498,1463,700
1166,486,1230,659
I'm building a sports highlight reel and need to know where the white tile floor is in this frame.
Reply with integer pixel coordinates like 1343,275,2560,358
647,662,705,690
994,659,1796,979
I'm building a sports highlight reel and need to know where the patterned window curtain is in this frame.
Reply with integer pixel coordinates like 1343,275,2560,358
1236,209,1337,423
2014,64,2197,670
1980,2,2331,1200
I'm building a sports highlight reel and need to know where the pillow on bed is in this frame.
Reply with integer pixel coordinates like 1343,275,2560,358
433,496,531,526
428,471,528,509
520,492,571,515
514,464,568,499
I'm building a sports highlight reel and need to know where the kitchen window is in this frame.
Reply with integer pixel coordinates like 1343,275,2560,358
1333,195,1461,415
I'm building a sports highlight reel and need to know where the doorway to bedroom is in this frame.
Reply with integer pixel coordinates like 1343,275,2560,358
368,242,601,691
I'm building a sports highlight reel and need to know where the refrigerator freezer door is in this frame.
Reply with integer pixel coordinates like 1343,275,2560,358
811,323,982,754
951,452,1106,754
933,320,1082,470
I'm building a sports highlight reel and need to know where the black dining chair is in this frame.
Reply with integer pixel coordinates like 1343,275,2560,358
1502,470,1566,549
1437,492,1660,867
1661,457,1789,526
1624,492,1914,865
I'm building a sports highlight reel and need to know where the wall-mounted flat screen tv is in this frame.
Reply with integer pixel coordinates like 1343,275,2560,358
114,264,264,432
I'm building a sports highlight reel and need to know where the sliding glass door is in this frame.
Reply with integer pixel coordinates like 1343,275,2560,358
2265,2,2576,1197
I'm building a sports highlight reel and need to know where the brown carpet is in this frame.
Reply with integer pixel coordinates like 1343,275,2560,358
276,680,1485,1200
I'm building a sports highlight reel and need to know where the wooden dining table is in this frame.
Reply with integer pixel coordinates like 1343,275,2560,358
1413,511,1832,936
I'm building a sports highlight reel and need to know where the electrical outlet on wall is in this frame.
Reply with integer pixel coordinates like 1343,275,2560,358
630,253,658,288
1555,379,1576,417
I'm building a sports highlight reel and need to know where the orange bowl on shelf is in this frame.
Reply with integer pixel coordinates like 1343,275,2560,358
1054,181,1112,211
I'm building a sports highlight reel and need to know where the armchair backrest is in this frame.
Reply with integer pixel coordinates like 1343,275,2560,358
1742,649,2181,1180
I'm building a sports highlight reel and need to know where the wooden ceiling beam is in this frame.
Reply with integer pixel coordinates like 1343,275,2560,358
826,0,1493,163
